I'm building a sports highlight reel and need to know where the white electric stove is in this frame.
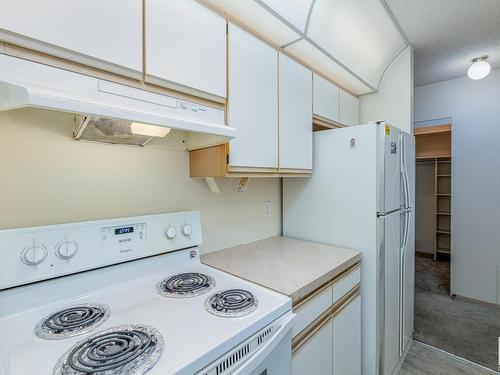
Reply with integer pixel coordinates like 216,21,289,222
0,211,294,375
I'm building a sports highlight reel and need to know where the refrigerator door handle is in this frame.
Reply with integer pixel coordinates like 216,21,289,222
403,167,410,209
400,208,410,249
399,243,405,357
403,136,411,209
400,133,411,210
402,211,410,250
377,216,386,375
400,210,406,249
399,210,411,356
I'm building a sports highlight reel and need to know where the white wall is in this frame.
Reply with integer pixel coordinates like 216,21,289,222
0,108,281,254
414,69,500,304
359,46,413,133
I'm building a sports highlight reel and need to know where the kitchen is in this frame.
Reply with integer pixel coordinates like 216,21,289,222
0,1,499,375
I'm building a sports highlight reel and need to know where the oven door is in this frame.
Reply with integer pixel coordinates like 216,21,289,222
233,312,294,375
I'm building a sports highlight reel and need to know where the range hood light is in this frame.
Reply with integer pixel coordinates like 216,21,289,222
130,122,171,137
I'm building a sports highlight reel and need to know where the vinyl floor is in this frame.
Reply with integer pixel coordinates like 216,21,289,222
400,341,497,375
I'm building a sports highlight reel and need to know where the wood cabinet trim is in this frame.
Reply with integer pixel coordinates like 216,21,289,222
293,262,361,309
2,43,226,110
145,74,226,104
278,168,312,174
189,144,228,177
189,144,312,177
313,115,345,132
414,124,451,136
0,29,142,80
292,285,360,353
415,124,452,160
227,166,277,173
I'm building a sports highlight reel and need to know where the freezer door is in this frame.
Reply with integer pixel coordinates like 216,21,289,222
377,123,401,214
380,211,401,375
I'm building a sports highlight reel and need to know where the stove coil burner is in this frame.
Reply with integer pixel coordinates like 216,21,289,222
157,272,215,298
35,303,110,340
53,325,163,375
205,289,258,317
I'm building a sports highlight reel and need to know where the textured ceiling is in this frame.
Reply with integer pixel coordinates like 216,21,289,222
385,0,500,86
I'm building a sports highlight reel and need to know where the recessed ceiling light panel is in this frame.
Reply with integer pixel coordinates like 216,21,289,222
467,56,491,80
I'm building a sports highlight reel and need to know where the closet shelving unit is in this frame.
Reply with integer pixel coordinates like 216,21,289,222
434,158,451,259
415,124,452,260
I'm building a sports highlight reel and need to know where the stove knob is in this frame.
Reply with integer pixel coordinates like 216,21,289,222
55,240,79,260
21,242,48,266
165,226,177,239
182,224,192,237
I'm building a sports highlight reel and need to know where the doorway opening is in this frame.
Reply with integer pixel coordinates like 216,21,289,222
413,122,500,372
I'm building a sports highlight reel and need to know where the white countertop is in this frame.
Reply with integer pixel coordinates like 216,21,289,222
202,236,362,305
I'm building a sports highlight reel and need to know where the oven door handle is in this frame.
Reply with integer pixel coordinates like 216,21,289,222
232,312,295,375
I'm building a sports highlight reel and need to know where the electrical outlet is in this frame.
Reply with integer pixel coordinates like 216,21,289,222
264,201,271,217
237,177,249,193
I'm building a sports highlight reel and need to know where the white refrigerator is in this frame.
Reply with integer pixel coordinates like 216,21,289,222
283,122,415,375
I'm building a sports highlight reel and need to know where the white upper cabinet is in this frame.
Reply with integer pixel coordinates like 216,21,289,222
145,0,227,99
313,73,359,127
0,0,142,77
340,89,360,127
279,53,312,170
313,73,340,123
227,24,278,169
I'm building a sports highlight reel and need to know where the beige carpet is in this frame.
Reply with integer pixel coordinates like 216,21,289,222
414,255,500,371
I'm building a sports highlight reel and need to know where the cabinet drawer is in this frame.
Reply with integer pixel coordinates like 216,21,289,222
293,265,360,338
332,267,360,303
293,284,333,337
292,288,361,375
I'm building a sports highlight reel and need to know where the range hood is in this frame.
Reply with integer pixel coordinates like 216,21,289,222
0,54,236,145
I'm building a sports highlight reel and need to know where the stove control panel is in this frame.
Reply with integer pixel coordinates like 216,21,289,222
182,224,192,237
165,226,177,239
20,242,48,266
100,223,146,247
55,240,79,259
0,211,202,289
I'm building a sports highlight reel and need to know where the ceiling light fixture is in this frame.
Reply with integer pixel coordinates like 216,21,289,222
130,122,171,137
467,56,491,80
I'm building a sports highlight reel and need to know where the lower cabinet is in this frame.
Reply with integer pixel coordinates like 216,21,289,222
332,295,361,375
292,267,361,375
292,318,333,374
